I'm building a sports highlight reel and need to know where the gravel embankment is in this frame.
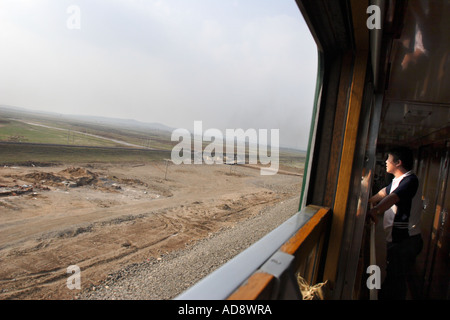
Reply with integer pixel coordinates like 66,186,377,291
79,195,300,300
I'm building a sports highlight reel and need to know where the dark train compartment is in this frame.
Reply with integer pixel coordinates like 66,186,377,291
366,0,450,300
175,0,449,300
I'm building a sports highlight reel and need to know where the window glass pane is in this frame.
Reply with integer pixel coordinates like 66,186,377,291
0,0,317,300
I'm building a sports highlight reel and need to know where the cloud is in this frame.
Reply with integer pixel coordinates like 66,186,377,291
0,0,317,149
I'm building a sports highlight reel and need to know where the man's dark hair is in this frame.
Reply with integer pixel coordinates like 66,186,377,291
388,146,414,171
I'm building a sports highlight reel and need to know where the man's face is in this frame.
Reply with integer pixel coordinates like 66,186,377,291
385,154,398,174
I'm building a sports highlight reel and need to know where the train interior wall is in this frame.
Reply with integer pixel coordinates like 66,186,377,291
371,142,449,299
368,0,449,300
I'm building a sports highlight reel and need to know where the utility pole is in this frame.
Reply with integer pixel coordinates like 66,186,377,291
164,159,171,180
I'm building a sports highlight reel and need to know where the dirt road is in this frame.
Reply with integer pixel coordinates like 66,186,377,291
0,162,302,299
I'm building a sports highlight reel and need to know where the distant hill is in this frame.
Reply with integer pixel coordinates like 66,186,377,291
0,105,306,154
65,114,175,133
0,105,174,134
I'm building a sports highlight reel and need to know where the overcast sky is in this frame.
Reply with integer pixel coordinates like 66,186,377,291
0,0,317,150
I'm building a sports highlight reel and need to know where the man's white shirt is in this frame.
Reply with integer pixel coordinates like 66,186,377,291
383,171,414,242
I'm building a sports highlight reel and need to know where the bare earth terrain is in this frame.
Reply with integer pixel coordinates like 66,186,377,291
0,162,302,300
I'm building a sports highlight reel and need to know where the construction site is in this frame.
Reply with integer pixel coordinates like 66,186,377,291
0,161,302,299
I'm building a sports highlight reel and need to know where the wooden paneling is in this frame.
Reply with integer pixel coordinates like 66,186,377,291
324,52,354,207
280,207,331,271
227,206,331,300
227,272,275,300
323,0,370,286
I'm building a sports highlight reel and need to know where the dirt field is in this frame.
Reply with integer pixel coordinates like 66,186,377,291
0,161,302,300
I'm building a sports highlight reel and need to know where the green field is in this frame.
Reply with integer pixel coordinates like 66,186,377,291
0,143,171,165
0,142,305,171
0,107,174,164
0,107,175,151
0,120,125,147
0,107,306,168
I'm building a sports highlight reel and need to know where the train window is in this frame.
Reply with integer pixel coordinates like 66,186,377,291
0,0,317,300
